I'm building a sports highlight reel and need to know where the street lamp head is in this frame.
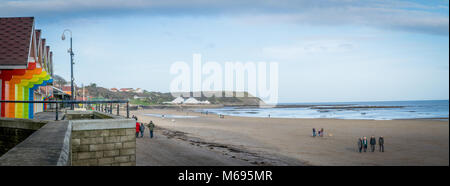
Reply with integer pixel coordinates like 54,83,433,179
62,29,72,40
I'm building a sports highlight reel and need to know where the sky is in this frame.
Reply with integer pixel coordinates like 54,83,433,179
1,0,448,103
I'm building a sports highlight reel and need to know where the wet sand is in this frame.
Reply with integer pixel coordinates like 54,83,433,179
132,108,449,166
136,128,253,166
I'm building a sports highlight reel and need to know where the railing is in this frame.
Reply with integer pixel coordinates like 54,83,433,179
0,100,130,120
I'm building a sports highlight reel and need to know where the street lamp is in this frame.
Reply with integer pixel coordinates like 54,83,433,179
62,29,74,110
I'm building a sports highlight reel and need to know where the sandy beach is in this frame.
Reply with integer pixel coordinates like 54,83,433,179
132,108,449,166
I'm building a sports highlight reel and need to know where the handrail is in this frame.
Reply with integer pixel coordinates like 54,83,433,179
0,100,128,104
0,100,130,120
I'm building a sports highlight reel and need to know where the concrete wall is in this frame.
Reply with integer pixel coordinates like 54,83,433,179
0,117,47,130
65,110,113,120
70,113,136,166
0,118,47,157
0,127,35,157
0,120,71,166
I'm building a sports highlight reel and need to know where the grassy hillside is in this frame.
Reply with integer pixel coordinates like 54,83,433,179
80,83,263,106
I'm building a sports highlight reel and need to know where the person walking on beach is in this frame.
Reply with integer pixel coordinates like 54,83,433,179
312,128,316,137
379,136,384,152
370,135,376,152
135,120,140,138
148,121,155,138
320,128,324,137
358,137,363,153
140,122,145,138
363,136,368,152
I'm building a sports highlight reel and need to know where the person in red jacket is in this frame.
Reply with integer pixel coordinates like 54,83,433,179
135,119,140,138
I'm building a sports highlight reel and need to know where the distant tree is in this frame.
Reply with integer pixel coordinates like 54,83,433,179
53,74,67,86
208,95,217,104
89,83,97,87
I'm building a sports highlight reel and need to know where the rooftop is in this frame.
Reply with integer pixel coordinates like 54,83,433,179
0,17,34,68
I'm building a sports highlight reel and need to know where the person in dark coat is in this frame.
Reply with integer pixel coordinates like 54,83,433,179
370,135,376,152
358,137,363,153
379,136,384,152
363,136,368,152
148,121,155,138
312,128,316,137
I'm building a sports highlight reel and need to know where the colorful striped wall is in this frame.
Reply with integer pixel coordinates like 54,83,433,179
29,79,53,119
0,63,52,119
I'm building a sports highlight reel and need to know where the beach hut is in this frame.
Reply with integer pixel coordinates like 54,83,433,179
0,17,54,118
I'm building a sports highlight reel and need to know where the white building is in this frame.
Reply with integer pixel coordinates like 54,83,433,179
183,97,200,104
200,100,211,104
166,97,210,105
171,97,185,104
135,88,144,93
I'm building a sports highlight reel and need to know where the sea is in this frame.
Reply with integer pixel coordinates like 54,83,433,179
196,100,449,120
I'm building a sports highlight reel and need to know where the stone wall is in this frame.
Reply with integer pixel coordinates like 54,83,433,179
70,116,136,166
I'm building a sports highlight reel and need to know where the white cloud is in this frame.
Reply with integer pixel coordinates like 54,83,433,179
262,39,356,60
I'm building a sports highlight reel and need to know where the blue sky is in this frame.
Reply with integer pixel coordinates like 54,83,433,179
1,0,448,102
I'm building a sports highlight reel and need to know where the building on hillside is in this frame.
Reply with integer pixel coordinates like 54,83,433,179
119,88,133,92
75,96,88,101
110,88,118,92
76,86,88,100
61,84,73,96
134,88,144,93
0,17,54,119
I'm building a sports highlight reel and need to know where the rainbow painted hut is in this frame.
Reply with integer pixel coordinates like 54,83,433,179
0,17,54,119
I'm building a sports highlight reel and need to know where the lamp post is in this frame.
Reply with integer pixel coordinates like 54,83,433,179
62,29,74,110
